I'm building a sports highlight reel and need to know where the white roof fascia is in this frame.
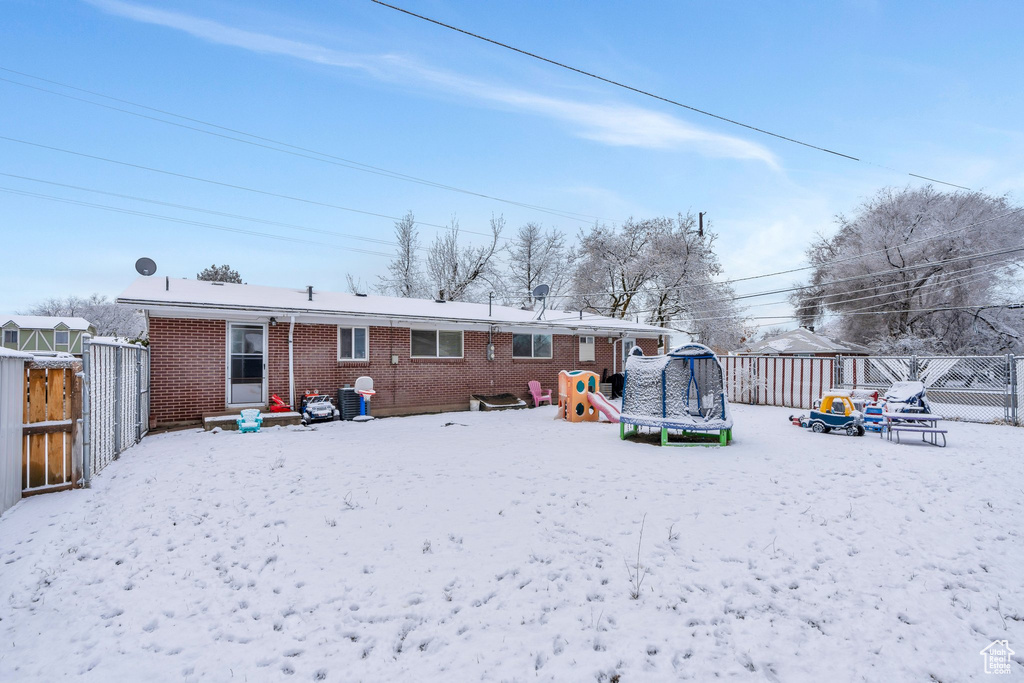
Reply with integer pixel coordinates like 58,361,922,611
127,300,668,337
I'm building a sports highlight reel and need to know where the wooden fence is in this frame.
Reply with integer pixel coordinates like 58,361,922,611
22,359,82,495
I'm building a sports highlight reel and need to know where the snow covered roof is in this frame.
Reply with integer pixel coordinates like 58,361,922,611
1,315,94,331
735,328,872,356
118,277,670,337
0,347,33,359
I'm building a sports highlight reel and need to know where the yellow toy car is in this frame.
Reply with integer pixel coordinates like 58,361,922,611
790,392,865,436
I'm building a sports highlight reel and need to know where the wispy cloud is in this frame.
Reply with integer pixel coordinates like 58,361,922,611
88,0,778,167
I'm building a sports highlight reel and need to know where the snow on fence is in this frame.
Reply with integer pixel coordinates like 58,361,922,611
0,349,31,516
83,337,149,482
722,356,835,410
724,353,1022,425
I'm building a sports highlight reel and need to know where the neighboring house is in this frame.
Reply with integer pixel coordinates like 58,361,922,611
118,277,669,427
1,316,96,356
734,328,872,357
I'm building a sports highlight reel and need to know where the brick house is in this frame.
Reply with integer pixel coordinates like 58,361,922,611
118,277,668,428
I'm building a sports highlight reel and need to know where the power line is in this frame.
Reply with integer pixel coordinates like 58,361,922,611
540,242,1024,324
0,134,506,238
0,172,407,251
531,206,1024,301
373,0,972,191
0,66,613,226
665,256,1021,321
0,186,396,258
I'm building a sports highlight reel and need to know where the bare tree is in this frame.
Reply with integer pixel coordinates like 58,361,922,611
23,294,146,340
501,222,573,308
792,186,1024,353
197,264,243,283
568,214,744,348
376,211,427,298
426,216,504,301
345,274,367,295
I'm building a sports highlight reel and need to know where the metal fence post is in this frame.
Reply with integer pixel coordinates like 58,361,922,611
81,334,92,488
114,345,122,457
135,346,142,444
909,355,918,381
1009,354,1018,426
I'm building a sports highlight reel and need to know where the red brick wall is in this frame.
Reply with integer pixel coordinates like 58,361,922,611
149,318,226,427
148,317,662,426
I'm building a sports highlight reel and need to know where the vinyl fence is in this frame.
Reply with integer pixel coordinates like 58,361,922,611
0,350,31,516
83,337,149,482
721,356,835,410
723,353,1023,425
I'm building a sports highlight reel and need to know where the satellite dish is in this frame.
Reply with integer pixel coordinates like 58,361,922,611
135,257,157,276
532,284,550,299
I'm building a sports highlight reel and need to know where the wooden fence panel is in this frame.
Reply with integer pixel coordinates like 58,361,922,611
22,361,80,495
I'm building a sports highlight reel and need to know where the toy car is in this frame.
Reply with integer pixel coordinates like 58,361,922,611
300,393,339,425
789,392,865,436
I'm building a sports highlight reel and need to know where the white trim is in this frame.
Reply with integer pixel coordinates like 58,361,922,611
512,332,553,359
225,321,268,408
409,328,464,359
337,325,369,362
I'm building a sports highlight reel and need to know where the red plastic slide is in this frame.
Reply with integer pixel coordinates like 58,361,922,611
587,391,620,423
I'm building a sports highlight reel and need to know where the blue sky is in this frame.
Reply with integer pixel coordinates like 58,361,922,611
2,0,1022,324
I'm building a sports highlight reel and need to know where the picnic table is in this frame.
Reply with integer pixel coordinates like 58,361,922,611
881,411,947,447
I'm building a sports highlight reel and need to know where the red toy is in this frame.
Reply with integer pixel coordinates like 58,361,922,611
269,394,292,413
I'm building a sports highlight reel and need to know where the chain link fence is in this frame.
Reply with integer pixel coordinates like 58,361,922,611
724,353,1021,425
83,337,149,482
838,354,1017,425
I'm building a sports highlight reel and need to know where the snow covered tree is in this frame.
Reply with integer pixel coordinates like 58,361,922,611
425,216,504,302
196,264,243,283
24,293,146,340
792,186,1024,354
500,222,574,308
568,214,744,349
376,211,428,298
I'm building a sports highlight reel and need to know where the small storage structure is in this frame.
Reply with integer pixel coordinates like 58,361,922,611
620,343,733,446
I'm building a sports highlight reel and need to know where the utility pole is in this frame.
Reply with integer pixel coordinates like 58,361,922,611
698,212,706,237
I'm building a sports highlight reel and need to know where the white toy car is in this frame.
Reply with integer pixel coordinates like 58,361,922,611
301,394,339,425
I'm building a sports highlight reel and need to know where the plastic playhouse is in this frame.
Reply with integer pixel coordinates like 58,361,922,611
619,344,733,446
557,370,601,422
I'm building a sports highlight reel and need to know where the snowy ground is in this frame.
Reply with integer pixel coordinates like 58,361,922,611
1,405,1022,682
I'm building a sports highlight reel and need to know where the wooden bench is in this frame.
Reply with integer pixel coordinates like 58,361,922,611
888,424,947,447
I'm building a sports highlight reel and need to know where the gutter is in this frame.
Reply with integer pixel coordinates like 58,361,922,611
117,298,671,337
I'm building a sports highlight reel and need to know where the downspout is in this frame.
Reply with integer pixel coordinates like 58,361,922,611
288,316,296,411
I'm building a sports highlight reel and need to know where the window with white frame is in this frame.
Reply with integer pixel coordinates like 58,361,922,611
338,326,368,361
579,335,595,362
512,333,552,359
3,330,17,345
55,330,69,346
410,329,463,358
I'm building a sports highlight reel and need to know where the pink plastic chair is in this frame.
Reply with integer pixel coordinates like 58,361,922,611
528,380,552,408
